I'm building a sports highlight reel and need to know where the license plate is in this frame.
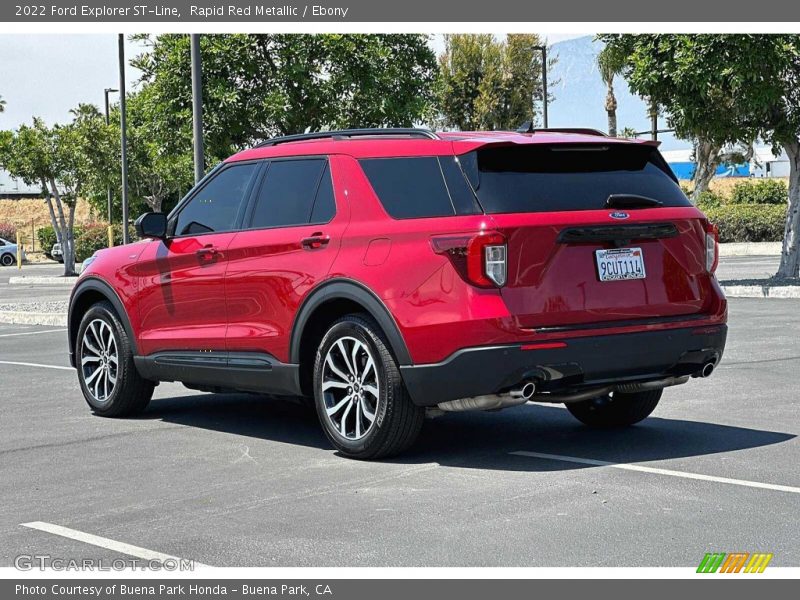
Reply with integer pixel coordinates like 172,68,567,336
595,247,646,282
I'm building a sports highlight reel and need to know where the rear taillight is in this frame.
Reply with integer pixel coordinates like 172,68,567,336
705,222,719,273
432,231,507,288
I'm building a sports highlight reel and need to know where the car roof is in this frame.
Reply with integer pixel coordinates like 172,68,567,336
227,130,655,163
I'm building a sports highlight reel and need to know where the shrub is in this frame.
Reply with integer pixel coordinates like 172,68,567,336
729,179,788,205
73,223,134,262
695,190,725,210
705,204,787,243
37,225,58,257
0,221,16,241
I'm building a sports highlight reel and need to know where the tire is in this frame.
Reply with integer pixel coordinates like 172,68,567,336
566,389,662,428
76,301,154,417
0,253,14,267
313,314,424,459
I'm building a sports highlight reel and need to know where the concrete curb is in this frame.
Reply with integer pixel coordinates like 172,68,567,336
8,276,77,286
0,311,68,327
720,285,800,299
718,242,782,257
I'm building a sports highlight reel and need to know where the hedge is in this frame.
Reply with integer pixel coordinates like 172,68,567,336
704,204,787,243
729,179,788,205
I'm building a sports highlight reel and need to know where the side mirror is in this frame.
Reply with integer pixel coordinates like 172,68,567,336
134,212,167,240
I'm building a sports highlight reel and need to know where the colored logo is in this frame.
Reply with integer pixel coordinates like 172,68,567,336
609,211,629,220
697,552,773,573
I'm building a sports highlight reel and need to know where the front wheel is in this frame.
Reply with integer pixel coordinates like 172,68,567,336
566,389,662,428
76,301,154,417
313,314,424,459
0,253,14,267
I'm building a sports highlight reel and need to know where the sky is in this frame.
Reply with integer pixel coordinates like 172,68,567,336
0,33,583,130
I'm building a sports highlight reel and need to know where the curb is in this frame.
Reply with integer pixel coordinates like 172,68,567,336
718,242,782,257
0,311,68,327
8,276,77,286
720,285,800,299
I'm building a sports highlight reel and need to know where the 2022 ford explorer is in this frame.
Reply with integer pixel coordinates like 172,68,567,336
68,127,727,459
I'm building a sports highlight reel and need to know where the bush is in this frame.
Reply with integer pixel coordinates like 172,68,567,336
73,223,134,262
695,190,725,210
0,221,16,241
37,225,58,257
705,204,787,243
729,179,788,205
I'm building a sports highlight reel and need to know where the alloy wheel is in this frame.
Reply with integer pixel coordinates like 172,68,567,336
320,336,380,440
80,318,118,403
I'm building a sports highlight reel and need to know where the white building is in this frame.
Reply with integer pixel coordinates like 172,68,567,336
0,168,40,198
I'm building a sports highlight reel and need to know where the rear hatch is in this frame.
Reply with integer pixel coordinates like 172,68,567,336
459,141,717,330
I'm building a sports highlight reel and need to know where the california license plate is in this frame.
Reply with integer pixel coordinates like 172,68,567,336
595,248,646,282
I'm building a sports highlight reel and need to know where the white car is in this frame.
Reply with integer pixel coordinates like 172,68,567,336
0,237,25,267
51,242,64,263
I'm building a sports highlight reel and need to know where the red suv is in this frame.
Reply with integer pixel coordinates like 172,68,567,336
68,127,727,459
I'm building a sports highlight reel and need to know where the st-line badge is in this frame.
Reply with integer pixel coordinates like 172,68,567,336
696,552,773,573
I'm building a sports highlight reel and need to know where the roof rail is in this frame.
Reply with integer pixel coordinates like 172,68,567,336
255,128,439,148
516,122,608,137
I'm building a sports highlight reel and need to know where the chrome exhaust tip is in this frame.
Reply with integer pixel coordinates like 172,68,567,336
510,381,537,401
700,362,715,378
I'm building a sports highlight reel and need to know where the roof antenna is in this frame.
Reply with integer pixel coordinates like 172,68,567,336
516,121,536,134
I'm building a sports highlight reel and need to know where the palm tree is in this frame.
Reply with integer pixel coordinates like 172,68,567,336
0,95,6,114
596,46,627,137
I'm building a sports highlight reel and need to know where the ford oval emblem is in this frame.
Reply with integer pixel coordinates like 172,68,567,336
610,211,630,220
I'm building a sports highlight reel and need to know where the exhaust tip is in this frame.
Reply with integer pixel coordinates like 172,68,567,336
521,381,536,400
700,362,715,378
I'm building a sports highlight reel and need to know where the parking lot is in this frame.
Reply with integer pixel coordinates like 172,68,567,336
1,258,799,567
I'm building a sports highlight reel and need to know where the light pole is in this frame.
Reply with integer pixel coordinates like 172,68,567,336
535,45,549,128
118,34,130,245
103,87,118,232
190,34,205,185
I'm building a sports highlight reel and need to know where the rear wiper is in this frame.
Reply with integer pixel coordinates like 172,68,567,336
605,194,663,209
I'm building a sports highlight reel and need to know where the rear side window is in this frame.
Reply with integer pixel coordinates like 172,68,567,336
359,157,480,219
174,163,258,236
249,159,329,228
460,144,691,214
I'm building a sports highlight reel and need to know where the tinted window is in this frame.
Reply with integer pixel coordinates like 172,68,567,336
310,163,336,224
250,159,326,228
174,163,257,236
461,144,691,214
360,157,458,219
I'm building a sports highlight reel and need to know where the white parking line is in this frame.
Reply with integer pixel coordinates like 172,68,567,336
510,451,800,495
21,521,209,567
0,360,72,371
0,328,66,338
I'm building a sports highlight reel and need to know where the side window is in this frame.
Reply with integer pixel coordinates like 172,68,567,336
174,163,257,236
249,159,327,229
310,163,336,224
359,157,459,219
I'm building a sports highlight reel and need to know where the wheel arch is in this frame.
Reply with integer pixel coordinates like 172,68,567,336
68,277,137,368
290,279,412,397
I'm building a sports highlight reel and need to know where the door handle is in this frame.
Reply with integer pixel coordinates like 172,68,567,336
301,233,330,250
196,246,221,263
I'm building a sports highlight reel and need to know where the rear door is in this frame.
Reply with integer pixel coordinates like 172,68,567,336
224,156,347,361
460,142,716,330
135,161,260,355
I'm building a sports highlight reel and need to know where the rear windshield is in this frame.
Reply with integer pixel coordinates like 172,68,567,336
459,144,691,213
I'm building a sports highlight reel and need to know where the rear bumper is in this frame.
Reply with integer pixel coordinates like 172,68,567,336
400,324,727,407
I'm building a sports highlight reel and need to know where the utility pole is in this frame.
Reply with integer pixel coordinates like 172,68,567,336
535,45,549,128
650,98,658,141
103,87,118,239
190,34,205,184
118,34,130,245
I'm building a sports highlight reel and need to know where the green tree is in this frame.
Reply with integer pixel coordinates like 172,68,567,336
130,33,438,167
596,43,627,136
436,34,552,131
0,94,6,114
600,34,800,277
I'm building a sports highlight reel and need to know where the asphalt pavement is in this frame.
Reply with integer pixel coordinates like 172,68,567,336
0,291,798,567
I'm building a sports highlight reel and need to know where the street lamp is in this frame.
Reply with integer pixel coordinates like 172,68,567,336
118,34,130,245
190,34,205,185
535,45,548,128
103,87,118,229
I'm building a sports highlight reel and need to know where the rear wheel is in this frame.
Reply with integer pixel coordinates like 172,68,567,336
566,389,662,428
0,253,14,267
313,314,424,459
76,301,154,417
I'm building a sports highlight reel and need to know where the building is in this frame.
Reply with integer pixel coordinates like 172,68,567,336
661,146,789,181
0,168,40,198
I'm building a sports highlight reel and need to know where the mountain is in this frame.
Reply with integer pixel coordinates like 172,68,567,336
548,36,683,152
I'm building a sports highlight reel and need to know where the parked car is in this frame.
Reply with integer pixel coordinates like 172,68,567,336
0,237,25,267
51,242,63,263
67,127,727,459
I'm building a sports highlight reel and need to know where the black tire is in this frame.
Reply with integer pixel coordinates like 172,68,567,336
566,389,662,428
76,301,154,417
313,314,424,459
0,253,14,267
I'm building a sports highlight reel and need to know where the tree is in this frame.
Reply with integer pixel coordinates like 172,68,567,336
130,33,438,165
596,44,627,137
600,35,800,277
0,94,6,114
436,34,552,131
